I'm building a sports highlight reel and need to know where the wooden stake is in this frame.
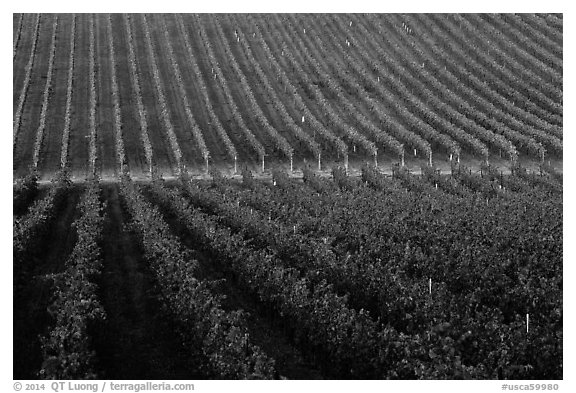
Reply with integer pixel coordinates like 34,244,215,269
344,154,349,173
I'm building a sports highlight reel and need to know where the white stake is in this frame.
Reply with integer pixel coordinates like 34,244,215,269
449,153,453,161
526,314,529,333
302,115,305,123
414,148,417,157
293,225,296,234
234,155,237,174
429,278,432,295
261,155,265,172
290,155,293,172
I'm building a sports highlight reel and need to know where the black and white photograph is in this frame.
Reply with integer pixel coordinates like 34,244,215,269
8,0,568,390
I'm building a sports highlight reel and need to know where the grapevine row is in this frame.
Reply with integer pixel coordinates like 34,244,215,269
156,15,210,165
147,177,393,378
174,15,237,163
411,14,563,138
13,14,41,146
430,15,562,120
300,15,432,160
518,14,562,46
469,14,562,85
344,15,514,160
13,13,24,59
107,14,127,174
311,14,462,158
491,14,562,69
88,15,98,174
119,177,276,379
59,14,76,169
13,171,39,216
191,15,265,164
309,14,474,159
455,14,561,103
373,15,548,158
32,15,58,169
230,15,321,165
211,16,294,161
140,14,183,172
245,14,348,163
14,172,72,287
265,16,375,162
290,15,407,160
39,181,105,380
122,15,153,172
280,15,385,158
403,14,562,155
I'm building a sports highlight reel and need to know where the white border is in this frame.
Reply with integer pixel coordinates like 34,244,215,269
4,2,571,392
